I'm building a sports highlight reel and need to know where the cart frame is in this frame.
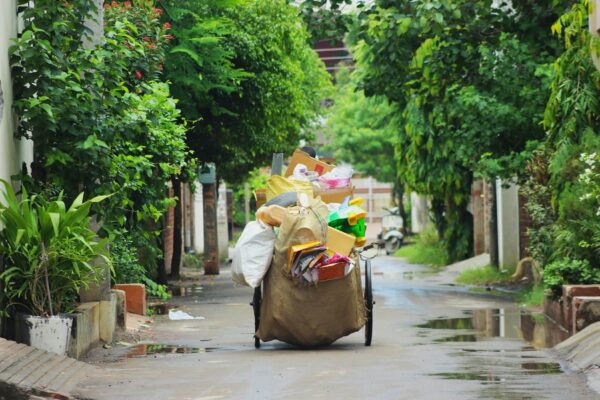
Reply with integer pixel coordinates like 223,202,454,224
251,244,376,348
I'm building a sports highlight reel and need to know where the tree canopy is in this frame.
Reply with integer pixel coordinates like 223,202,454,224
163,0,332,183
349,0,566,261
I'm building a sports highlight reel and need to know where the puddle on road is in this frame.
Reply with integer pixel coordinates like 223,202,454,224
148,303,174,315
430,362,561,382
169,285,203,297
521,362,562,374
430,372,503,382
127,343,222,358
417,309,569,348
434,334,477,343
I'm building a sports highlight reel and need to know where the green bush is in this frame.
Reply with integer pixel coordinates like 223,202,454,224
0,181,110,316
110,230,147,285
544,258,600,298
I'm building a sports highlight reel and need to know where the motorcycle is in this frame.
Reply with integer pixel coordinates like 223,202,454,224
378,207,404,255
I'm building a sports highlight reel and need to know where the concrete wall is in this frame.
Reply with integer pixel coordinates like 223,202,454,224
496,179,520,267
0,2,33,185
410,193,429,233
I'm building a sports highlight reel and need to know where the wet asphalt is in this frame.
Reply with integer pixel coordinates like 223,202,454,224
76,255,598,400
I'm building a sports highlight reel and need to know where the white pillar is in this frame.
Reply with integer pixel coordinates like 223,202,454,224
496,179,520,268
0,1,33,185
410,193,429,233
193,185,204,253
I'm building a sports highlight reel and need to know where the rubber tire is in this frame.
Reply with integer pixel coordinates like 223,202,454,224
364,259,373,346
253,286,262,348
385,237,401,255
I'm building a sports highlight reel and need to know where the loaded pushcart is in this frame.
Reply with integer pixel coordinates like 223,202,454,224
233,150,377,348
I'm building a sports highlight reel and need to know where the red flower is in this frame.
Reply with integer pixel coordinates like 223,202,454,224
165,34,174,41
143,36,151,42
111,1,118,6
124,1,131,6
163,22,171,29
153,7,164,15
149,43,157,49
104,3,110,9
135,71,142,79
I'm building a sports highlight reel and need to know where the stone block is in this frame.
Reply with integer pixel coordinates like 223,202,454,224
99,292,117,343
563,285,600,332
114,284,146,316
80,262,112,302
67,302,100,359
573,296,600,333
13,314,73,356
544,296,569,331
112,289,127,331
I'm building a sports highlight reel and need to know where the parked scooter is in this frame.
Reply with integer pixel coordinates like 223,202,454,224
378,207,404,255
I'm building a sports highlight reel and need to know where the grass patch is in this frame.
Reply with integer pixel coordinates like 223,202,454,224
183,253,203,270
517,285,546,307
394,228,448,267
455,265,515,285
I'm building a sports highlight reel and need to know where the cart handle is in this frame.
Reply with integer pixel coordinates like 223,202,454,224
357,241,383,260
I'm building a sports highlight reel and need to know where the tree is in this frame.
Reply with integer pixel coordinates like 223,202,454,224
10,0,195,283
325,67,409,226
163,0,331,184
351,0,565,262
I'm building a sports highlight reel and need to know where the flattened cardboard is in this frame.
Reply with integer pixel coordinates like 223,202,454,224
254,188,267,208
326,226,355,257
285,149,334,178
316,186,354,204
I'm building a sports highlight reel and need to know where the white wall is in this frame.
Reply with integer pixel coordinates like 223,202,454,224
410,193,429,233
0,3,33,185
193,185,204,253
496,179,520,267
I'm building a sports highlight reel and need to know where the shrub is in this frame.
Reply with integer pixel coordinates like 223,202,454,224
544,258,600,298
0,181,110,317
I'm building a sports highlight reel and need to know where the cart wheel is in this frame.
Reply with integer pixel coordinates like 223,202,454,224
252,286,262,348
364,259,373,346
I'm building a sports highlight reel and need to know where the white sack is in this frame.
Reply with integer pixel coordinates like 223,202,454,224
232,220,276,288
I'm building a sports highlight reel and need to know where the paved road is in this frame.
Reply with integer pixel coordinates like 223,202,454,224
77,256,597,400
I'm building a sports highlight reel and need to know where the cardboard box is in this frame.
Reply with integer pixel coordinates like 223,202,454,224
285,149,334,177
254,188,267,208
318,262,347,282
326,226,355,257
316,186,354,204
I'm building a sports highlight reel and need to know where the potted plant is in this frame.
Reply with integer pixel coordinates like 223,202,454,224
0,180,110,355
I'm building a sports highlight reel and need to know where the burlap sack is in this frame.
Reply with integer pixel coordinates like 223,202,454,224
256,199,366,346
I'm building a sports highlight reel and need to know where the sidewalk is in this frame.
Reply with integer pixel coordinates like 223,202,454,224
0,337,98,399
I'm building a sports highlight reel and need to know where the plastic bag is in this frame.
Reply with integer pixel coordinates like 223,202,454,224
318,166,353,189
266,175,314,201
232,220,276,288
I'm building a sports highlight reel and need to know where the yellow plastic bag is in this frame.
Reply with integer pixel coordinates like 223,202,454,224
265,175,314,201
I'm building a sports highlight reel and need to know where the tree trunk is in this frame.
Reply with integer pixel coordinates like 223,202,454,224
394,181,408,235
170,176,183,279
203,182,219,275
431,197,446,240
